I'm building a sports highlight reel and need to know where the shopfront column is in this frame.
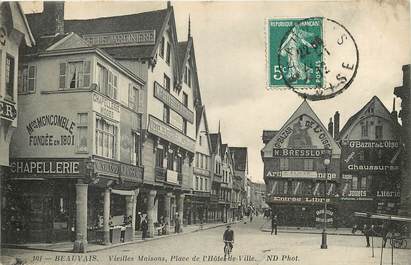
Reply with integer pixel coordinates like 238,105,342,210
73,183,88,253
103,188,111,245
177,194,185,232
132,189,140,231
164,192,172,234
147,190,157,238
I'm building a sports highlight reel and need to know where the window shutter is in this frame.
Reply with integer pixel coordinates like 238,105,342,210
59,63,66,89
113,75,118,99
18,67,23,92
108,71,113,97
83,61,91,88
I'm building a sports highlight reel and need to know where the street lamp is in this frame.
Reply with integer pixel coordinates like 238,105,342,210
321,151,331,249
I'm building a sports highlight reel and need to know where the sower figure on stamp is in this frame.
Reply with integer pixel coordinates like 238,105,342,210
271,214,278,235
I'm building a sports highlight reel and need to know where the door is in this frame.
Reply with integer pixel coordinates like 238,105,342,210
26,195,53,242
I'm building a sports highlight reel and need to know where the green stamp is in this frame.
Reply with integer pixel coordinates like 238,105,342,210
267,17,324,88
266,17,359,101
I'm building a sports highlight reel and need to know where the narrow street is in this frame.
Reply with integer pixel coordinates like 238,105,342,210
2,216,410,265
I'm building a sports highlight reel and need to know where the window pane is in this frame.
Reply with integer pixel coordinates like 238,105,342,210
6,55,15,98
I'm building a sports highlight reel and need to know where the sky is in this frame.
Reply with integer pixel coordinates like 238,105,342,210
21,0,411,184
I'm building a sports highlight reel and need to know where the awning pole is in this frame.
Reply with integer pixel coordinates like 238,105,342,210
391,237,393,265
380,236,384,265
371,233,374,258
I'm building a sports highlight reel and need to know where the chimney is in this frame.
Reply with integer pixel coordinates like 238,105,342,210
167,1,172,9
328,118,334,137
43,2,65,35
334,111,340,139
391,98,398,121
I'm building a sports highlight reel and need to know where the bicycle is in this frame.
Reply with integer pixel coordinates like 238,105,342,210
224,240,234,259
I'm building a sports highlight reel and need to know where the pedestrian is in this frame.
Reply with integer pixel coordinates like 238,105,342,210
141,214,148,240
175,213,181,233
362,224,370,247
271,215,278,235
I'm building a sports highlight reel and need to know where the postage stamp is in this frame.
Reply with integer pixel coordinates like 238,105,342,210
267,17,359,101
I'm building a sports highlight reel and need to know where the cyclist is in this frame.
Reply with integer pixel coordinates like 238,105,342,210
223,225,234,252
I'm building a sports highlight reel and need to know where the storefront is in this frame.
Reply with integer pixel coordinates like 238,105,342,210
337,97,403,226
262,100,341,227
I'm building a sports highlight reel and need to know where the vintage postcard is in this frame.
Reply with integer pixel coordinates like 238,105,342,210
0,0,410,265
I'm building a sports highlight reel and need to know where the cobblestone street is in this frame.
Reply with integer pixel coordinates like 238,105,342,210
2,217,410,265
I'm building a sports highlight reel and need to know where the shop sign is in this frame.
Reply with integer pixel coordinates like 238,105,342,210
0,100,17,121
376,191,400,198
265,170,336,180
315,209,334,223
194,167,210,176
268,196,331,204
93,156,143,182
341,140,401,172
154,82,194,123
347,190,367,197
92,93,120,121
282,171,317,178
273,115,332,149
166,169,179,184
120,163,143,181
148,115,195,152
340,197,373,201
9,158,86,177
272,148,326,157
25,114,76,147
83,30,156,48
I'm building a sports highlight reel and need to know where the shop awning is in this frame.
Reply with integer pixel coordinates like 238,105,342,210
354,212,411,222
111,189,135,196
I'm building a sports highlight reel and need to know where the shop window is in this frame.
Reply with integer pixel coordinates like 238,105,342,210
156,146,164,167
77,113,88,152
18,65,36,93
128,85,139,112
280,158,289,170
5,54,15,99
375,125,383,139
96,63,117,99
165,42,171,65
352,176,358,190
159,37,165,58
163,105,170,124
95,117,118,159
361,121,369,138
59,61,91,90
131,132,141,166
303,159,314,170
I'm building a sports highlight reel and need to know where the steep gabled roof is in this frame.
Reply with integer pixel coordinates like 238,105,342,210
209,133,222,155
63,8,169,60
339,96,400,140
231,147,248,171
261,100,341,157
